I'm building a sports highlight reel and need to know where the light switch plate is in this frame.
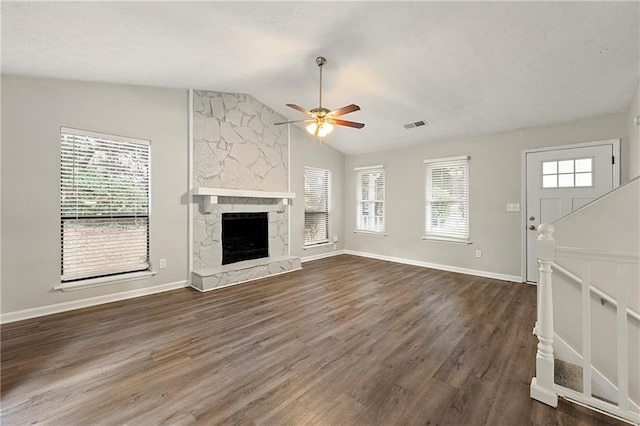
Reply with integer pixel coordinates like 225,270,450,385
506,203,520,212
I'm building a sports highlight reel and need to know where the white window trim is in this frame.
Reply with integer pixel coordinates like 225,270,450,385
355,165,385,234
423,155,469,164
302,241,335,250
354,229,388,236
422,235,472,245
303,166,331,247
354,164,384,171
423,155,470,243
55,270,157,292
61,127,151,147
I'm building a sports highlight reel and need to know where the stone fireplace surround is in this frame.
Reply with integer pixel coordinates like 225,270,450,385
191,190,300,292
191,90,301,292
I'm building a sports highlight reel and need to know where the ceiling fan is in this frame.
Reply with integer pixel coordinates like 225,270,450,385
274,56,365,138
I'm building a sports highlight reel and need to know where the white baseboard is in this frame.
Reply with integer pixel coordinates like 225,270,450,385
1,280,188,324
554,333,640,410
301,249,346,263
343,250,522,283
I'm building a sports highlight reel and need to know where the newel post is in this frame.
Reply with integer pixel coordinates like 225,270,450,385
530,223,558,407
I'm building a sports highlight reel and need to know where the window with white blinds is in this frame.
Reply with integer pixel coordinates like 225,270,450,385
304,167,330,246
424,156,470,242
356,166,385,233
60,127,150,282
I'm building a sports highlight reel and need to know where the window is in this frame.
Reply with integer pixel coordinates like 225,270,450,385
542,158,593,188
61,127,150,282
304,167,330,246
356,165,385,233
424,156,470,242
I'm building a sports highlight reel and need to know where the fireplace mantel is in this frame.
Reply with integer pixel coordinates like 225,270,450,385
193,187,296,213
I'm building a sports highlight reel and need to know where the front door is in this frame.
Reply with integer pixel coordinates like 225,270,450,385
525,142,617,282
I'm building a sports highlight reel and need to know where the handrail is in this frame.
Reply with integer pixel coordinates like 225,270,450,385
555,246,640,264
551,261,640,323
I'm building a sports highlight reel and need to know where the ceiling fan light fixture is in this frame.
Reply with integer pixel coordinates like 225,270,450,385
306,121,333,138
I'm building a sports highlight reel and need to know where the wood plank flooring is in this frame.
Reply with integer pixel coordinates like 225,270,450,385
1,255,623,425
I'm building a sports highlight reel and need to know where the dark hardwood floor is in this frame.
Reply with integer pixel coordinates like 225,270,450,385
1,255,623,425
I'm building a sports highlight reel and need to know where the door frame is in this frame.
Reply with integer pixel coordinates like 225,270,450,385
520,139,620,283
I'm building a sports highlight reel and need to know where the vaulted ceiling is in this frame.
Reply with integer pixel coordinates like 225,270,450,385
2,2,639,155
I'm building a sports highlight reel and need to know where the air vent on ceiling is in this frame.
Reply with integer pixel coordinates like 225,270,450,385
403,120,427,129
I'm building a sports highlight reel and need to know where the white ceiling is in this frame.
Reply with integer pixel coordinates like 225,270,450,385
2,2,639,155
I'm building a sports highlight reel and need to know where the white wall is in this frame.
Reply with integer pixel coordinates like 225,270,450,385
1,75,189,317
344,113,628,278
554,177,639,255
290,126,345,258
552,178,639,405
628,81,640,179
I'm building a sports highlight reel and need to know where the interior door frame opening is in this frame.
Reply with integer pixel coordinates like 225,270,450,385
520,139,620,283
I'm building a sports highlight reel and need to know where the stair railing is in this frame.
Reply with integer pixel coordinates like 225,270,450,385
551,262,640,324
530,223,640,425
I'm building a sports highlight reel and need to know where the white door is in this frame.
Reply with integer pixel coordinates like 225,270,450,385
525,143,617,282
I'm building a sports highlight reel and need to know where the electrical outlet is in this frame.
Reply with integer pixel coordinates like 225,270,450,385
159,259,167,269
475,250,482,258
506,203,520,212
333,235,339,243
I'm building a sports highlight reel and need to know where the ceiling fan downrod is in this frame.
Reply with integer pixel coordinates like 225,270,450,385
316,56,326,109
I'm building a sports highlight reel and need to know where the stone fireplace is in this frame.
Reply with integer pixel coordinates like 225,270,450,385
190,90,301,291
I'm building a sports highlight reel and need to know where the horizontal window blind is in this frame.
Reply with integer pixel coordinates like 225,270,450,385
304,167,330,246
61,129,150,281
356,166,385,233
425,156,469,241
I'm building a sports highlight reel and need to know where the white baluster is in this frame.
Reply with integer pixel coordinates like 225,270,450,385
616,264,629,411
530,223,558,407
582,261,592,398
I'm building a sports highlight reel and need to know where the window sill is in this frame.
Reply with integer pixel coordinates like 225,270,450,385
303,242,334,250
54,270,157,292
422,236,472,245
354,230,387,236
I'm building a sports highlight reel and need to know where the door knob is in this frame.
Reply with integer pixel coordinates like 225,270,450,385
529,225,536,230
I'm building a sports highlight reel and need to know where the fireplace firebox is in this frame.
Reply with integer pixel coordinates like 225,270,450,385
221,212,269,265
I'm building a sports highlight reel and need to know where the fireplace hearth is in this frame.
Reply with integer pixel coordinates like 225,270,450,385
221,212,268,265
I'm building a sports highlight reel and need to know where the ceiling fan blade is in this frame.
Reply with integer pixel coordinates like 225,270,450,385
273,119,313,125
328,118,365,129
329,104,361,117
286,104,313,116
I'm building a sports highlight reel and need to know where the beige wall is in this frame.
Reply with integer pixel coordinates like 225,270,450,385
628,81,640,179
0,73,632,317
1,75,189,315
344,113,629,278
0,75,345,317
290,126,345,258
